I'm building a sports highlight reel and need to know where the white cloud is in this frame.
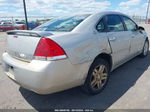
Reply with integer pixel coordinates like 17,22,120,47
116,0,148,17
0,0,22,6
116,7,145,16
0,0,148,17
119,0,141,7
0,0,111,16
17,0,111,16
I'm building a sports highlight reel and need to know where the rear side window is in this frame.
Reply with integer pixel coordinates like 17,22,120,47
96,19,105,32
105,15,125,32
122,16,137,31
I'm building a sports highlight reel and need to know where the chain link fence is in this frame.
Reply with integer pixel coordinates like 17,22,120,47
130,15,146,24
0,15,148,24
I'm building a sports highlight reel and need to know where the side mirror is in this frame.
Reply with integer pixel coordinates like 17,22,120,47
138,26,145,31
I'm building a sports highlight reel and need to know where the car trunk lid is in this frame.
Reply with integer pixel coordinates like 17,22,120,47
6,30,53,62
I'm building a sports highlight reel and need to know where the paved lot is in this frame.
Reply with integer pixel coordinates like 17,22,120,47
0,25,150,110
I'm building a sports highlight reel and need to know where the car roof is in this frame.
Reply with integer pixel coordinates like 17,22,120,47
74,11,129,18
96,11,128,16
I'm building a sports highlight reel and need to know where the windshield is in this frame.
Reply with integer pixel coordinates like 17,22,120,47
34,14,90,32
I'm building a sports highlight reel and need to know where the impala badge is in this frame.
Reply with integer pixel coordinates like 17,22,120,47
19,53,25,58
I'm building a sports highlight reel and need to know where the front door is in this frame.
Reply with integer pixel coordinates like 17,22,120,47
121,16,144,56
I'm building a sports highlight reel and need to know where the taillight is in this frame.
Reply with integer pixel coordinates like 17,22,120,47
34,37,67,61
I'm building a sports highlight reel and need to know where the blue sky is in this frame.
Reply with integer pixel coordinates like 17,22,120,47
0,0,149,17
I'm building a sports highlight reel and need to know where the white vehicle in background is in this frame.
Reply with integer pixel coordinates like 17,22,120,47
0,21,13,25
2,11,149,95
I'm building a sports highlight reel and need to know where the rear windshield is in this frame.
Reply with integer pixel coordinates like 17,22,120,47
34,15,90,32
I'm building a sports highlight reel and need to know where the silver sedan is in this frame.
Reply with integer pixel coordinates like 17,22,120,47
2,11,149,95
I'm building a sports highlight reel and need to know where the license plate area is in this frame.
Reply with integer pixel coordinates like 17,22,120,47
5,64,14,71
5,64,15,80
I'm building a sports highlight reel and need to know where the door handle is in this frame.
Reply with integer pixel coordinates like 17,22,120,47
109,37,116,41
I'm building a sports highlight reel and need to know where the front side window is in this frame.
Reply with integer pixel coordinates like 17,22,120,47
122,16,137,31
105,15,125,32
34,15,90,32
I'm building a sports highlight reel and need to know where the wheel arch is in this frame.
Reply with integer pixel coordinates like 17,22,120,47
93,53,113,71
146,37,149,41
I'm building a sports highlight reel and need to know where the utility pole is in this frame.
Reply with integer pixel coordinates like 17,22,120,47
23,0,29,30
146,0,150,24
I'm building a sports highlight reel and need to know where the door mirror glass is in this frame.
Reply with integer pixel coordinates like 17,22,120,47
138,26,145,31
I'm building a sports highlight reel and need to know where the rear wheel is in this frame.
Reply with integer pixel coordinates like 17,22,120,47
83,58,110,95
140,40,149,58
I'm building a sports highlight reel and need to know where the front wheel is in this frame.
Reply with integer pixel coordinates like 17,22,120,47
140,40,149,58
82,58,110,95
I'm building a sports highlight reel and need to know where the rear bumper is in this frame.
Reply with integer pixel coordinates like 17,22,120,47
2,53,90,94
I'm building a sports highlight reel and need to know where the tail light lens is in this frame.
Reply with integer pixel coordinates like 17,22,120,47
34,37,67,61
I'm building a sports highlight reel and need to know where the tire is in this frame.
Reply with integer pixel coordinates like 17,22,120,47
82,58,110,95
139,39,149,58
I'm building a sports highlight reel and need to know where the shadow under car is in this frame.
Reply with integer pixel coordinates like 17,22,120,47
19,52,150,110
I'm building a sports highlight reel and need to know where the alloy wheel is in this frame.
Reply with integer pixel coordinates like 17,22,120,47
91,65,108,90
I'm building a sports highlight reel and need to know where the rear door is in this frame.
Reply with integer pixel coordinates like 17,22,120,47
105,15,131,66
121,16,144,56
